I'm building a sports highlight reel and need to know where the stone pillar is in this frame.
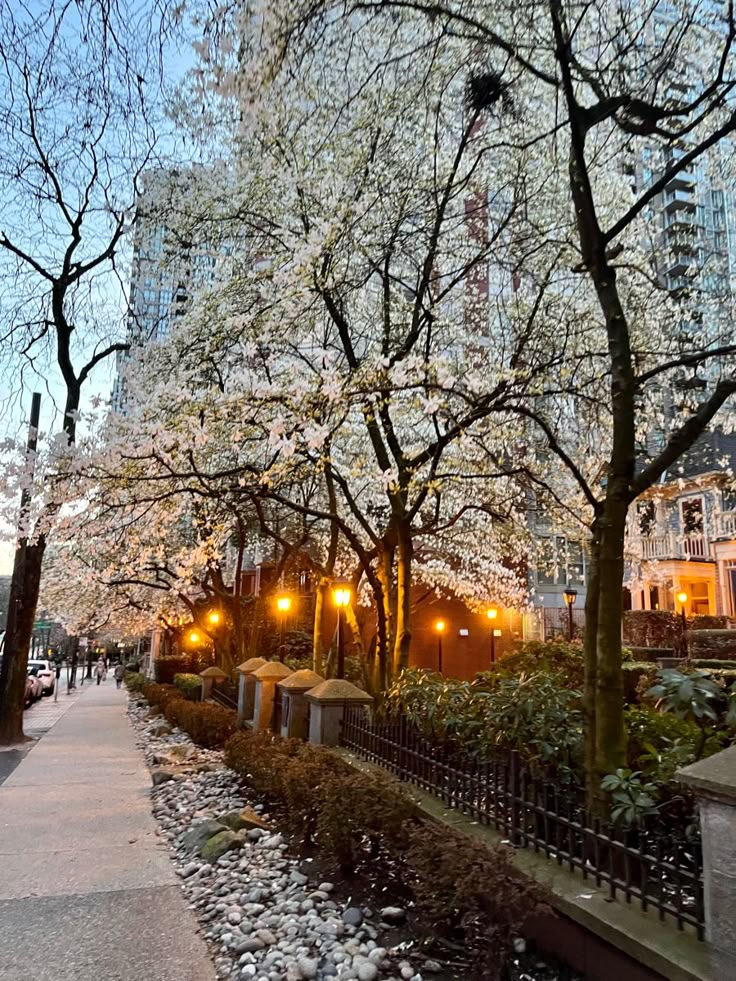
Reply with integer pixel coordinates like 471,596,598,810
304,679,373,747
277,669,325,740
199,666,228,702
679,745,736,976
236,657,266,724
252,662,293,731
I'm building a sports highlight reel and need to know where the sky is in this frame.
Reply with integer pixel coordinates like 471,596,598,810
0,2,196,576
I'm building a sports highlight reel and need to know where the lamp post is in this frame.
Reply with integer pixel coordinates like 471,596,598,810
332,581,351,679
434,619,446,673
276,595,292,661
207,610,221,627
562,587,578,641
486,607,498,666
676,590,688,658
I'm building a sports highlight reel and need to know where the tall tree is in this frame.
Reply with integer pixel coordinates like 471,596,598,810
0,0,171,743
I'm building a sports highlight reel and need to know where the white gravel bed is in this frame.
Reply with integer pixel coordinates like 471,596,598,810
129,696,436,981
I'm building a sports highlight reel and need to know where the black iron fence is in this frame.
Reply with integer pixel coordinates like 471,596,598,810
341,709,704,938
211,678,238,710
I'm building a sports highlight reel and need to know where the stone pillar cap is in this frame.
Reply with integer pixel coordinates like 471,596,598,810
304,679,373,704
199,666,228,679
236,656,267,674
253,661,294,680
277,668,325,691
678,744,736,804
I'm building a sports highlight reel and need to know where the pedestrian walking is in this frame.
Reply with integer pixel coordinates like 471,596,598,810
95,658,106,685
114,662,125,689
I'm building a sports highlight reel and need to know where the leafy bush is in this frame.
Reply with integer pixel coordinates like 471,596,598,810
124,671,145,693
174,673,202,701
600,769,659,826
384,667,582,772
491,639,584,688
621,662,658,703
625,706,724,788
646,668,736,726
164,699,237,748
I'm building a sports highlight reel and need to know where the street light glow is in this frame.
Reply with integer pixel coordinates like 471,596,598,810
333,586,351,608
486,607,498,620
677,591,688,605
208,610,221,625
189,630,200,644
434,619,446,633
276,595,292,613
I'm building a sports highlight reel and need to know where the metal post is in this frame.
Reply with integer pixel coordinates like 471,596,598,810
568,603,573,641
681,607,688,658
438,634,443,674
490,629,496,666
337,608,345,679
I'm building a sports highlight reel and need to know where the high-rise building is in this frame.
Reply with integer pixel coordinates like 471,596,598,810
111,169,219,413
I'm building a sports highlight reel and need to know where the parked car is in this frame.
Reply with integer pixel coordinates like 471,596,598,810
26,670,44,704
27,659,55,696
24,675,36,708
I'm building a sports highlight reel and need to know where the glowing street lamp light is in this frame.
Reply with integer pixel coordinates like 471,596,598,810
486,607,499,665
563,586,578,641
207,610,221,626
434,619,446,673
332,581,352,679
188,630,200,645
276,594,292,661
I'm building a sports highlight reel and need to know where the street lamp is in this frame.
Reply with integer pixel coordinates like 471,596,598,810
207,610,221,626
332,581,351,679
486,607,498,666
276,594,292,660
676,590,688,658
188,630,200,645
434,619,446,673
562,587,578,641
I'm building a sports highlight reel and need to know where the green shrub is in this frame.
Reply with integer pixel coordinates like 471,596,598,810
124,671,145,693
491,639,584,688
384,667,582,773
164,699,237,748
626,706,724,780
173,673,202,701
621,662,658,703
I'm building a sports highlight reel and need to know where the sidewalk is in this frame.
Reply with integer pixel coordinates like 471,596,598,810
0,682,216,981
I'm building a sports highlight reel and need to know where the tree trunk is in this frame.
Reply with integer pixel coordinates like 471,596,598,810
583,519,601,806
313,577,328,675
0,538,46,744
392,523,413,675
593,496,629,795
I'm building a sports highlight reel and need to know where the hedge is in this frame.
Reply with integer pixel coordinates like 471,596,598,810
140,681,237,748
224,730,548,978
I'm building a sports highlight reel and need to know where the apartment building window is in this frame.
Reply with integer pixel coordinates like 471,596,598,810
536,536,586,586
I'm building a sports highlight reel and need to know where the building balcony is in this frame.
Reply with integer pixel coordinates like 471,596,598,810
636,531,710,561
713,511,736,541
664,211,696,231
663,167,696,191
664,188,696,211
665,252,697,276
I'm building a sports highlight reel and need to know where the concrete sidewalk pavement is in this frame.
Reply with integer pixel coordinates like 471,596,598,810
0,682,217,981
